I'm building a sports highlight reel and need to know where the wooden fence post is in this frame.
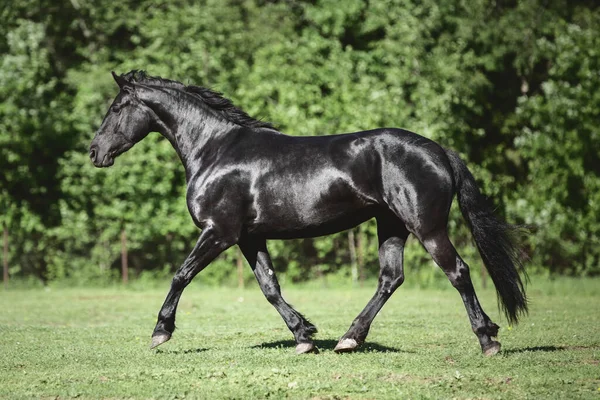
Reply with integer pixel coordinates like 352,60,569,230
237,247,245,289
3,225,8,289
121,228,128,284
348,230,358,285
481,264,488,289
357,229,365,287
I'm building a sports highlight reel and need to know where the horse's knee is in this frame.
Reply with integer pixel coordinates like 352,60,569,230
390,273,405,290
264,290,280,304
395,274,405,288
171,274,186,290
260,281,282,304
379,268,404,293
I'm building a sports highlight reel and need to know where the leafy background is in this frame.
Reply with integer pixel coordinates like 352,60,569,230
1,0,599,286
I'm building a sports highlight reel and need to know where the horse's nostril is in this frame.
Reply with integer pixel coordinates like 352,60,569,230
89,148,97,161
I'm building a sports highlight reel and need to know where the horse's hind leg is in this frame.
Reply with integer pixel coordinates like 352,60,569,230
421,229,501,355
239,236,318,354
334,216,409,352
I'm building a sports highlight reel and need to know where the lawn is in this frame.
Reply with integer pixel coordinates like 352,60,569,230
0,278,599,399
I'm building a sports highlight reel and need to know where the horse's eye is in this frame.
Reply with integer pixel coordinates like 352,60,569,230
111,105,121,113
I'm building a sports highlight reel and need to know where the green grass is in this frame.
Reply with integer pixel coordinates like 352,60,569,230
1,278,599,399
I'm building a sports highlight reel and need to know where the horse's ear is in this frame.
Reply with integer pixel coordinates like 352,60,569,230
111,71,132,91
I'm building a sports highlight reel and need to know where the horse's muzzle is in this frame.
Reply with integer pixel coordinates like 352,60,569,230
89,146,98,164
89,145,114,167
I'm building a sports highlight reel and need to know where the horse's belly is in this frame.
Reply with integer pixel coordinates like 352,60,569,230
247,204,378,239
246,175,378,239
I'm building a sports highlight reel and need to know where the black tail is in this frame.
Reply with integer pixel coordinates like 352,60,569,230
445,149,528,325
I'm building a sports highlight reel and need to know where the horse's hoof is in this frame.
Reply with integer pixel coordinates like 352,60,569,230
483,341,501,356
334,338,358,353
295,342,317,354
150,333,171,349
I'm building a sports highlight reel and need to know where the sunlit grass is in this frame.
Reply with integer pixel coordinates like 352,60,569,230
1,277,599,399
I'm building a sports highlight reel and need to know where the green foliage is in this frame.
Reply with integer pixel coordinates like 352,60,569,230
1,0,599,284
509,8,600,275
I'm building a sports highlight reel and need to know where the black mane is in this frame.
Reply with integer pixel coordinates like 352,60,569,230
122,70,275,130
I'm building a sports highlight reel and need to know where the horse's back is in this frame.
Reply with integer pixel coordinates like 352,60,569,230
297,127,456,236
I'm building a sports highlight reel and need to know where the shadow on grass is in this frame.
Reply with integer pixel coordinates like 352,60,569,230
503,345,566,354
251,339,414,353
504,344,600,354
155,347,209,355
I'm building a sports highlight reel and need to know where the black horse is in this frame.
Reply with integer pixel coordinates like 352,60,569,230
90,71,527,356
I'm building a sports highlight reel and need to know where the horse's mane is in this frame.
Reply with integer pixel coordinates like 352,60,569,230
121,70,275,130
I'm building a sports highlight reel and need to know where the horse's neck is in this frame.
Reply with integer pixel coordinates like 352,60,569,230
142,88,238,179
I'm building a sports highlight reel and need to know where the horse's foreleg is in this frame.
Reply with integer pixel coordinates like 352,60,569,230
151,225,234,349
335,220,409,352
239,236,318,354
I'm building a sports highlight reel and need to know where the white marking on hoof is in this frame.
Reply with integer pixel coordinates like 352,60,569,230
334,338,358,353
484,341,501,356
295,342,316,354
150,333,171,349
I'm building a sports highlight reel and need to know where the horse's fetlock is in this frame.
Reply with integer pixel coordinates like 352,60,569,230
486,322,500,337
305,323,318,335
474,321,500,338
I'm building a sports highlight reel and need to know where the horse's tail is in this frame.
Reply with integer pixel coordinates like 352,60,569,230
445,149,528,325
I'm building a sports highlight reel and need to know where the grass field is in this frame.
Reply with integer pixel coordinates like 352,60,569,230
1,278,599,399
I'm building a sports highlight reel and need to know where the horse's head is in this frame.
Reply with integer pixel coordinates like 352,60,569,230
89,72,156,167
